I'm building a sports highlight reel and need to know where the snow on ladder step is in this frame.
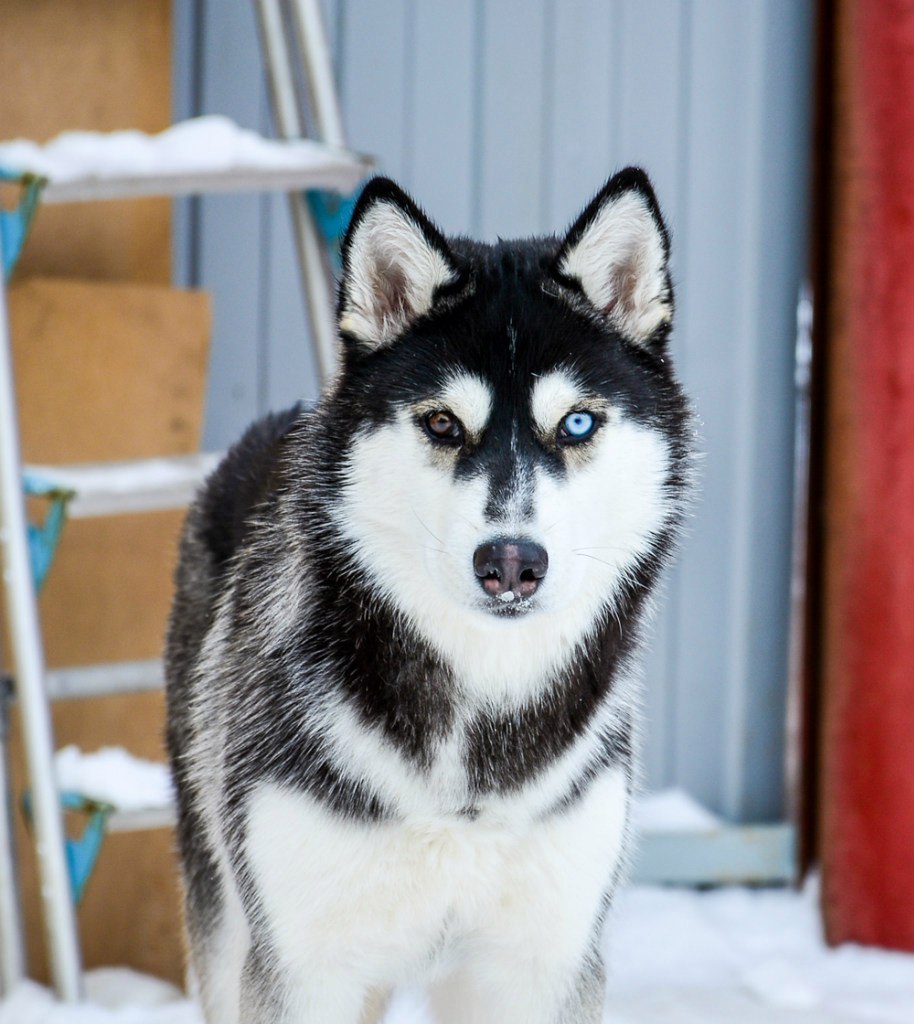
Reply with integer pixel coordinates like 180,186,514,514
24,452,222,518
0,115,371,203
54,746,176,833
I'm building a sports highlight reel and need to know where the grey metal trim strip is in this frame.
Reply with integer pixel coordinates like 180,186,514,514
40,149,370,204
633,824,797,887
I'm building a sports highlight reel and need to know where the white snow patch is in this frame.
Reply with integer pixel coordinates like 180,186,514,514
604,880,914,1023
3,881,911,1023
26,455,220,503
634,787,723,833
26,453,221,519
83,970,183,1010
740,959,821,1010
0,970,199,1024
497,590,516,603
0,115,364,190
54,746,173,813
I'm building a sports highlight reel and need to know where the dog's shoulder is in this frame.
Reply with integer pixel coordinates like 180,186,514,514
165,403,308,705
194,402,306,575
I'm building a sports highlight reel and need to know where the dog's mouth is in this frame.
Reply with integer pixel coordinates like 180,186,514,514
480,593,537,617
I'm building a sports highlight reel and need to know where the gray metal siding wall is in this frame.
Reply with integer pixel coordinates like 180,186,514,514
174,0,814,823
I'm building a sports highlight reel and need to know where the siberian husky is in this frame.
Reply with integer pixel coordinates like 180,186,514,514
165,168,693,1023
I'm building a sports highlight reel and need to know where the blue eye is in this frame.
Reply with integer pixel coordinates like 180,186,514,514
559,411,597,443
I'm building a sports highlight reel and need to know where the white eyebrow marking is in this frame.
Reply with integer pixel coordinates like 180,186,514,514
530,369,586,435
437,372,493,435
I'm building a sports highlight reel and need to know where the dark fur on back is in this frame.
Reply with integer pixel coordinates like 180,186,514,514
166,404,304,933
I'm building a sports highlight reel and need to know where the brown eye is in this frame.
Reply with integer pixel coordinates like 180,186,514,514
423,410,464,445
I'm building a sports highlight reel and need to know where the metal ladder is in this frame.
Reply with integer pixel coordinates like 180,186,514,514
0,0,366,1000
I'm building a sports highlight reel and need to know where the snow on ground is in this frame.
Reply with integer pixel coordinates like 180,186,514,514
23,757,914,1018
3,880,911,1024
601,882,913,1023
630,786,722,833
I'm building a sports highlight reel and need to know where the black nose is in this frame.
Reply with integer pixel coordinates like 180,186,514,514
473,540,548,599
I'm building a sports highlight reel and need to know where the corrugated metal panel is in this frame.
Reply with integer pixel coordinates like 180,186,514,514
409,0,477,234
174,0,814,824
475,0,550,238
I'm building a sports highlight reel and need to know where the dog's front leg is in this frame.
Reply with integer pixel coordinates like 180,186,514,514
428,945,605,1024
429,766,627,1024
561,951,608,1023
238,942,373,1024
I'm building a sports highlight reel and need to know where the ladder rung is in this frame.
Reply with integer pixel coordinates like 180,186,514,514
107,804,175,833
54,745,175,829
42,161,369,204
45,659,164,701
24,452,222,518
0,118,370,204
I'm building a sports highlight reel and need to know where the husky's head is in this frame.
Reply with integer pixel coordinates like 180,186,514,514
324,170,691,696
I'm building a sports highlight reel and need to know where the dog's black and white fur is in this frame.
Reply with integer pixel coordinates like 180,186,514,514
165,168,692,1023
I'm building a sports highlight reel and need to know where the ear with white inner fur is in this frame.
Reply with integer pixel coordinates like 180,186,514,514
554,167,673,346
338,177,462,350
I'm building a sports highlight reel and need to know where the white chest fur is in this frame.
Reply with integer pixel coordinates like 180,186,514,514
245,767,628,994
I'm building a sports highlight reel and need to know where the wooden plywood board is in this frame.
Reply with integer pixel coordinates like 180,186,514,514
4,277,210,675
0,0,172,284
36,511,186,669
8,278,211,465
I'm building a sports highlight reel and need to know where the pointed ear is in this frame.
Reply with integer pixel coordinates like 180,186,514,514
338,177,462,350
553,168,673,346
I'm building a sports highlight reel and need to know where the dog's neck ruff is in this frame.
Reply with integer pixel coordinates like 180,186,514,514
314,524,613,710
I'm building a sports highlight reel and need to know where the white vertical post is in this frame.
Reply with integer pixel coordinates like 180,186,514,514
288,0,347,148
0,272,82,1000
0,678,26,994
254,0,341,383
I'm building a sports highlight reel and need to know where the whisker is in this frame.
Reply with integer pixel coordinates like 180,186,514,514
574,552,618,569
572,546,628,555
411,506,444,544
454,511,478,532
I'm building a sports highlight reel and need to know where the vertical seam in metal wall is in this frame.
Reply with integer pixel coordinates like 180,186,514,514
171,0,204,288
337,0,350,148
610,0,623,162
539,0,556,232
674,1,692,381
402,0,417,185
335,0,346,101
257,77,273,418
188,0,205,286
722,1,768,821
257,191,272,416
667,0,694,790
470,0,486,237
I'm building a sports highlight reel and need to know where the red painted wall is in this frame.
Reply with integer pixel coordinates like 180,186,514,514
821,0,914,951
